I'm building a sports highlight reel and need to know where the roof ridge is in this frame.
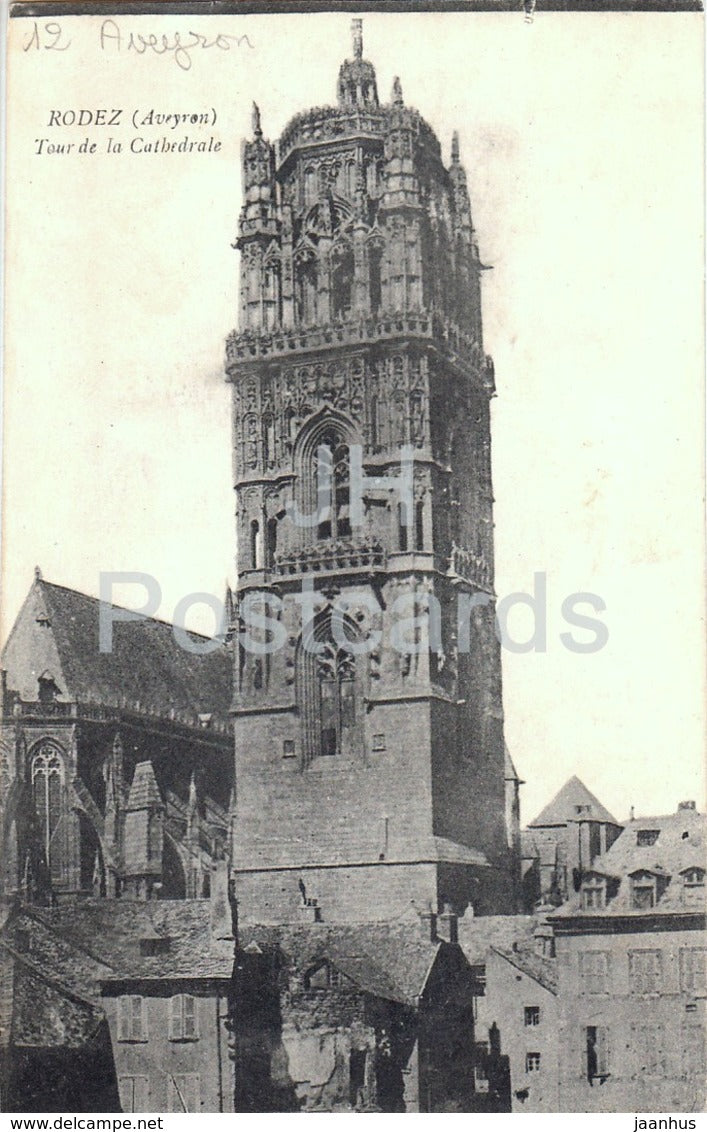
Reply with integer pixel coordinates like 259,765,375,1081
39,578,221,644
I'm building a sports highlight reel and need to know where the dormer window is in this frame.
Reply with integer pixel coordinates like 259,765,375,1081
681,868,705,909
574,804,591,815
631,870,658,910
636,829,659,847
304,959,351,991
582,876,607,910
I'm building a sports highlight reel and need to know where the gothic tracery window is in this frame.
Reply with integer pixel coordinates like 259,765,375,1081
31,744,65,880
297,614,363,764
315,433,351,541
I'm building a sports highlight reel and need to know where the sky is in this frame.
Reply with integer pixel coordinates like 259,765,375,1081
3,10,705,825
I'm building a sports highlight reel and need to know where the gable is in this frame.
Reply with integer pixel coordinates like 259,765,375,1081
2,579,70,702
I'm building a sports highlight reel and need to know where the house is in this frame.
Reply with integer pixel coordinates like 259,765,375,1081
549,802,706,1112
231,909,478,1113
521,776,623,910
457,911,558,1111
0,864,235,1112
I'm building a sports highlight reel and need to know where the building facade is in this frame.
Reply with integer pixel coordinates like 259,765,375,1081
549,803,706,1112
227,21,515,924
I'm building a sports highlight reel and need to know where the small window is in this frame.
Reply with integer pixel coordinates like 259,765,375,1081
117,995,148,1042
574,804,591,815
680,947,706,994
250,519,261,570
118,1075,149,1113
682,868,705,908
629,950,662,994
167,1073,200,1113
681,1023,706,1078
283,739,296,758
585,1025,610,1081
631,1024,665,1077
415,500,425,552
397,502,409,552
631,873,657,909
636,829,659,847
582,879,606,910
169,994,199,1041
524,1006,540,1027
372,734,386,752
525,1052,541,1073
579,951,610,995
470,965,486,996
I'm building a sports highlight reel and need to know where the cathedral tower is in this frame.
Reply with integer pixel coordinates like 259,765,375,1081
226,23,515,922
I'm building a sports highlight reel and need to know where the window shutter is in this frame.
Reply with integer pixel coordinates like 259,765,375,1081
117,996,129,1041
131,995,146,1041
183,995,197,1039
597,1026,610,1077
169,995,182,1040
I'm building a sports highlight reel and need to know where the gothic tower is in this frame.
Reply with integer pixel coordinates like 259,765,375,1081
226,23,516,922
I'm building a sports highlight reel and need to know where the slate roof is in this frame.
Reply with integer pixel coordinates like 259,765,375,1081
491,942,558,994
550,807,706,920
3,577,232,730
528,775,618,828
1,899,234,1008
126,761,162,809
456,913,536,965
239,920,451,1006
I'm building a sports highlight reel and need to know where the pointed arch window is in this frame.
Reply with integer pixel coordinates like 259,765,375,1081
266,517,278,568
297,612,364,765
295,254,318,326
31,745,65,880
315,433,351,541
415,499,425,551
332,245,354,321
250,519,261,570
262,263,281,331
368,242,383,315
262,415,275,469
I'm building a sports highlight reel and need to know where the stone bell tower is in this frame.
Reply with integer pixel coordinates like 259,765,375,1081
226,22,516,923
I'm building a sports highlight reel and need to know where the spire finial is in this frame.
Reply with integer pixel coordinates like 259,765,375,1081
392,76,403,106
252,102,262,138
451,131,460,164
34,565,42,581
351,18,363,60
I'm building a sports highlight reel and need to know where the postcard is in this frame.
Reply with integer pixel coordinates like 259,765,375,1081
1,2,704,1116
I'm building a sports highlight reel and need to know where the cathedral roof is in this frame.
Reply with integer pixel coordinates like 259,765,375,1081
527,775,618,829
2,575,232,732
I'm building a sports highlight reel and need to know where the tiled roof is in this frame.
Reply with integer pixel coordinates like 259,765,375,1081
126,761,163,809
3,577,232,728
456,913,536,965
491,942,557,994
1,900,234,999
239,920,452,1006
550,808,706,920
528,775,618,828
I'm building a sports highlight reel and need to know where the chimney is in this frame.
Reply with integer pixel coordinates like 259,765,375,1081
420,907,437,941
298,898,322,923
437,903,458,944
678,800,696,811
